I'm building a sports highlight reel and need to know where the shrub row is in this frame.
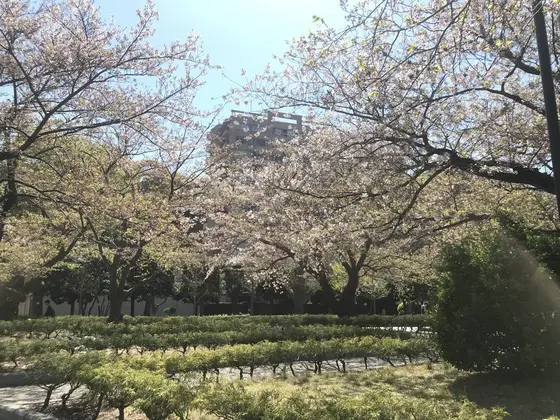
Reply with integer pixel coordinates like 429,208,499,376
29,337,439,382
30,348,502,420
30,353,195,419
0,314,429,338
0,325,420,364
159,336,439,378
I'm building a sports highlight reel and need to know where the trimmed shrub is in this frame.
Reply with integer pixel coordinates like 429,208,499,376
434,228,560,376
196,381,506,420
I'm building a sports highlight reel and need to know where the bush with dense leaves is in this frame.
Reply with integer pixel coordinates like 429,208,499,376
434,228,560,376
196,381,506,420
0,314,429,339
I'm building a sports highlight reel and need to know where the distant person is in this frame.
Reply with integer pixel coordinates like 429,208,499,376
381,309,387,316
397,300,406,315
44,300,55,317
421,302,427,315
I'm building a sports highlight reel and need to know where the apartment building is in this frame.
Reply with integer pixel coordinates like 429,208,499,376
208,110,305,158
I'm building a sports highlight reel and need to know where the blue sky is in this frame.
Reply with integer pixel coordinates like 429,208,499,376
94,0,348,118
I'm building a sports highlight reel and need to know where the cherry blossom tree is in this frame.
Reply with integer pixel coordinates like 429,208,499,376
0,0,216,319
240,0,560,199
207,124,489,315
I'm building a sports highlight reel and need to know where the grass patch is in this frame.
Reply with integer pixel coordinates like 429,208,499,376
241,364,560,420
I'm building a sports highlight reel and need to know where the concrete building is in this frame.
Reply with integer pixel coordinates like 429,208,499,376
208,110,305,158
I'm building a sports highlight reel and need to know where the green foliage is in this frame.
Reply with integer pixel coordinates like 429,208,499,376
162,307,177,316
0,314,429,339
164,336,438,376
197,381,506,420
434,228,560,375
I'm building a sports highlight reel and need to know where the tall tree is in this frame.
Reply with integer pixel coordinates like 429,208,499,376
0,0,215,318
240,0,560,198
208,126,480,315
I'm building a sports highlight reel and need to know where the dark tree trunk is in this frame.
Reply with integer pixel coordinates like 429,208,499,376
337,269,359,317
143,296,152,316
93,394,104,420
118,404,125,420
315,269,337,314
108,271,125,323
41,388,53,411
231,296,238,315
290,270,309,314
0,157,18,243
108,290,124,322
143,295,158,316
292,295,305,314
0,299,20,320
0,277,26,320
130,297,135,317
69,300,75,315
87,298,96,316
249,287,256,315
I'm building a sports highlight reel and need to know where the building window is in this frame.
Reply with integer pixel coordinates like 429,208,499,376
273,128,288,137
254,138,266,147
248,124,259,131
287,130,296,138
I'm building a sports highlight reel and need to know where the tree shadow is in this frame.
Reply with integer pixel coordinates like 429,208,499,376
448,371,560,420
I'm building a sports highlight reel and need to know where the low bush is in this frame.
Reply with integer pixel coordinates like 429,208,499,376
0,314,430,339
196,381,506,420
0,323,420,360
434,228,560,376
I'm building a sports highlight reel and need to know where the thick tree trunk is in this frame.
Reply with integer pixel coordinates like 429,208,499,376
70,300,75,315
87,298,97,316
118,405,125,420
108,293,124,322
0,277,27,320
41,387,53,411
337,270,359,317
130,297,135,317
292,294,305,314
0,157,18,243
290,271,308,314
249,287,256,315
315,269,337,314
93,394,104,420
108,270,125,322
143,295,154,316
0,299,20,320
107,254,127,322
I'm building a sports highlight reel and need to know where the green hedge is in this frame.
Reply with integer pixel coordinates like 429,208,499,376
28,337,438,381
162,336,439,377
25,335,439,417
29,355,501,420
0,324,423,363
0,314,430,339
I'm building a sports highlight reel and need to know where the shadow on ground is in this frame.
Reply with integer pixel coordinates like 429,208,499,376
448,372,560,420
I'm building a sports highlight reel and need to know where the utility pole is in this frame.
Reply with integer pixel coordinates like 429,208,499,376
534,0,560,215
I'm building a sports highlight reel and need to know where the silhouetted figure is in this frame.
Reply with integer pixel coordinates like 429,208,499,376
44,300,55,317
